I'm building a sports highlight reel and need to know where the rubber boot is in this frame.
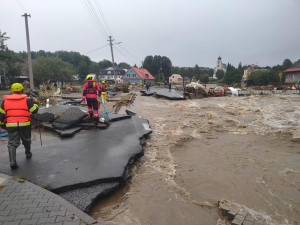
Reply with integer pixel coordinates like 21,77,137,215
24,144,32,159
8,147,18,170
94,117,99,126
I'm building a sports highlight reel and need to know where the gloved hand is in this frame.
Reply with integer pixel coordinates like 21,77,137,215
81,98,85,104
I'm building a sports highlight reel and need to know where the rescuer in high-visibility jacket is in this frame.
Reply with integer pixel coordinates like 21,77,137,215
100,80,107,103
82,75,101,125
0,83,39,170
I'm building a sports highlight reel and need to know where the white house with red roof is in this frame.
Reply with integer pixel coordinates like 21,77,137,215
284,59,300,83
123,67,155,84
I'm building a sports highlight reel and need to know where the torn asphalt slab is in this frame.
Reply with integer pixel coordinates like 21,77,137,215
141,87,186,100
0,114,152,196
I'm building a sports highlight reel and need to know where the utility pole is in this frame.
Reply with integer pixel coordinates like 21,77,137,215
108,36,116,84
22,13,34,90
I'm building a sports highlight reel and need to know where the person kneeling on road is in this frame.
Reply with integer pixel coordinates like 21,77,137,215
0,83,39,170
82,75,101,125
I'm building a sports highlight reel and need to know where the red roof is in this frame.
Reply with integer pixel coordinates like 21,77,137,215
284,68,300,73
131,67,155,80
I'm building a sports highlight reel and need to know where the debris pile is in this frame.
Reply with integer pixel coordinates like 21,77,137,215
218,200,257,225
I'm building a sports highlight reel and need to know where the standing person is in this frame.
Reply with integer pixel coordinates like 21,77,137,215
82,75,101,125
100,80,107,103
168,82,172,92
146,81,150,91
0,83,39,170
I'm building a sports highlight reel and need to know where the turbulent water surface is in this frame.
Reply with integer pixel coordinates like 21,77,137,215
90,93,300,225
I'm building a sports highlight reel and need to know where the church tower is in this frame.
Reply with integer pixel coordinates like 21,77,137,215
213,55,227,79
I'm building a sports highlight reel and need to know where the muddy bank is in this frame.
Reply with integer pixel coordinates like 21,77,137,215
90,93,300,225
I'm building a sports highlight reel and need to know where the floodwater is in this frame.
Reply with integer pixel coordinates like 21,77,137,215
90,92,300,225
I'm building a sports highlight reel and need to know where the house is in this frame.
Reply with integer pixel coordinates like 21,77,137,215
242,64,268,81
284,59,300,83
123,67,155,84
98,66,128,83
169,74,183,84
213,56,227,79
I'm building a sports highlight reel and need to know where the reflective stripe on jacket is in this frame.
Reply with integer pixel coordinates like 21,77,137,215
3,94,31,127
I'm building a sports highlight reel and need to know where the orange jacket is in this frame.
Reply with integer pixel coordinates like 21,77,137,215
3,94,31,127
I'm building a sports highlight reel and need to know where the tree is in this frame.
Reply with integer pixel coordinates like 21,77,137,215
216,69,225,80
0,31,24,83
89,62,100,74
247,70,280,86
99,59,113,69
199,74,209,83
77,61,90,80
223,68,242,85
161,56,172,78
283,59,292,70
118,62,131,68
171,66,181,74
33,57,75,84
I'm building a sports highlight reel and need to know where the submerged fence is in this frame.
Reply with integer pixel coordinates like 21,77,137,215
237,89,299,96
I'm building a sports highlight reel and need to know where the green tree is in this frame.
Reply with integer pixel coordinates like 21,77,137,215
77,61,90,80
199,74,209,83
171,66,181,74
33,57,75,84
247,70,280,86
118,62,131,68
0,31,24,83
99,59,113,69
282,59,292,70
223,68,242,85
216,69,225,80
89,62,100,74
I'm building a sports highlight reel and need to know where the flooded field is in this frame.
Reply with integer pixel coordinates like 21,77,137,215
90,93,300,225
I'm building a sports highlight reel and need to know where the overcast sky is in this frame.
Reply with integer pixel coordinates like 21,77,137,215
1,0,300,68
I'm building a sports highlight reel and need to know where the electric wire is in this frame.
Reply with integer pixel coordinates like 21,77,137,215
16,0,27,12
80,0,107,42
84,44,109,54
85,0,108,37
113,45,138,66
80,0,106,41
116,42,143,62
94,0,112,36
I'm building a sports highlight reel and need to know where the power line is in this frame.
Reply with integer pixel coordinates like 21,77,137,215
113,45,138,66
117,43,142,62
82,0,108,37
84,44,109,54
80,0,107,41
94,0,112,36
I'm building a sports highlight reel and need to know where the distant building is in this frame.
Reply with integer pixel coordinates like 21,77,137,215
242,64,268,81
98,66,128,83
169,74,183,84
213,56,227,79
284,59,300,83
123,67,155,84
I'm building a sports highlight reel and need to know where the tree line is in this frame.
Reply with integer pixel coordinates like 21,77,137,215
1,30,295,87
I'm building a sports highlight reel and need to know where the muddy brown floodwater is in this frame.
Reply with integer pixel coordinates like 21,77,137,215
90,92,300,225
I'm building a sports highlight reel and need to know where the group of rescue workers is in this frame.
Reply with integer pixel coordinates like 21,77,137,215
0,75,107,170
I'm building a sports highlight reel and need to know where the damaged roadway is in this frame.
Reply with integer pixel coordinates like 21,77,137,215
0,108,152,213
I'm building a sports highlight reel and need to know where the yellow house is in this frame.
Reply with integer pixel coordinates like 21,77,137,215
169,74,183,84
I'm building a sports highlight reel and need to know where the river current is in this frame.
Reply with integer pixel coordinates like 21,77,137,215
90,93,300,225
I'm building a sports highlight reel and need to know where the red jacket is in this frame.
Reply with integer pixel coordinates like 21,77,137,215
82,80,101,99
100,84,106,92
